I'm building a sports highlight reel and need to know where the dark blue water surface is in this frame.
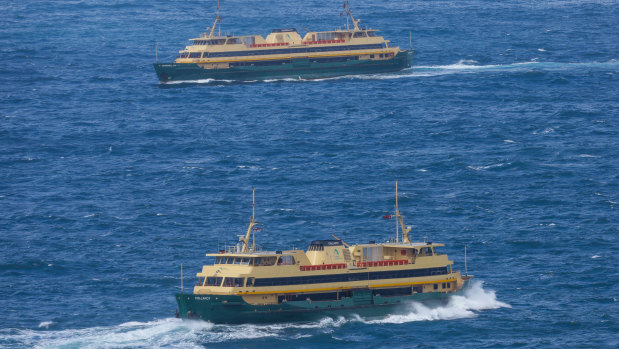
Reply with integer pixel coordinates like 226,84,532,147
1,0,617,347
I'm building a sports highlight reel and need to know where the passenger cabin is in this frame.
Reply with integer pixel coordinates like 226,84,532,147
176,27,391,61
194,239,454,293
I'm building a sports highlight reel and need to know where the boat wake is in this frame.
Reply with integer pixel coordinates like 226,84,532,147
0,281,507,348
358,59,619,80
157,59,618,85
355,280,510,324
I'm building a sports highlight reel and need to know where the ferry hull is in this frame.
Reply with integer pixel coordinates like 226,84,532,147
154,50,413,83
175,280,467,324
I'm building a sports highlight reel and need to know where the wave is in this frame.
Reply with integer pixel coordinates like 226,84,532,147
356,280,510,324
0,281,507,348
155,59,618,85
356,59,619,79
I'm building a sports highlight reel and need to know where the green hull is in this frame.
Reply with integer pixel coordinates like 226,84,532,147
175,280,468,324
154,50,413,83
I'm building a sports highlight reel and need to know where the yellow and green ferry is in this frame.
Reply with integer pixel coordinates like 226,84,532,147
176,183,472,323
154,1,413,83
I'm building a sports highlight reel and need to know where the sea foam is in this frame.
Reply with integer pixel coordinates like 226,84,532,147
1,281,507,348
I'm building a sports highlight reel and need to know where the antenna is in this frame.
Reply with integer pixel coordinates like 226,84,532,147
344,0,361,31
240,187,257,253
251,187,255,251
180,263,183,294
395,180,399,244
409,31,412,50
209,0,222,38
464,246,468,276
394,181,412,244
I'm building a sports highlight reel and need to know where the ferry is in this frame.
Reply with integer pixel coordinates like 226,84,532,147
154,1,413,83
175,183,472,323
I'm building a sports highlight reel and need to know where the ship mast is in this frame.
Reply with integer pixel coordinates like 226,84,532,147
344,0,361,31
240,187,257,253
395,180,412,244
208,0,222,38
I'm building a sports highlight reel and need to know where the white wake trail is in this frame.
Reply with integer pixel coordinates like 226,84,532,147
1,281,507,347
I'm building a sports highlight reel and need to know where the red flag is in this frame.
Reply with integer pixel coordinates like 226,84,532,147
343,3,347,8
383,215,392,219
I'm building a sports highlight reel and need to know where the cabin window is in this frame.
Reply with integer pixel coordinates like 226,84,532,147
226,38,241,45
242,37,255,46
206,277,223,286
241,258,250,265
316,32,335,41
433,284,438,290
353,32,366,38
420,247,433,256
277,255,295,266
234,278,245,287
254,256,277,266
367,31,376,37
413,286,423,294
206,39,226,45
246,278,255,287
222,278,234,287
370,54,374,58
189,52,202,58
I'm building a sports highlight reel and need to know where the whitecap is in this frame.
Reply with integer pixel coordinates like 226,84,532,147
504,139,516,143
591,255,601,259
38,321,55,329
467,163,508,171
533,127,554,135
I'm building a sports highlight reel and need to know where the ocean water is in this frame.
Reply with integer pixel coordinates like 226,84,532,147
0,0,617,348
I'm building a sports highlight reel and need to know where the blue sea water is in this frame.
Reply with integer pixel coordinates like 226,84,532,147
1,0,618,347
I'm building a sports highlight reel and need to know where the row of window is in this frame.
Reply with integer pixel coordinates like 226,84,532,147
227,56,362,68
253,266,449,287
200,266,449,288
275,285,440,304
215,256,280,266
179,44,384,59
